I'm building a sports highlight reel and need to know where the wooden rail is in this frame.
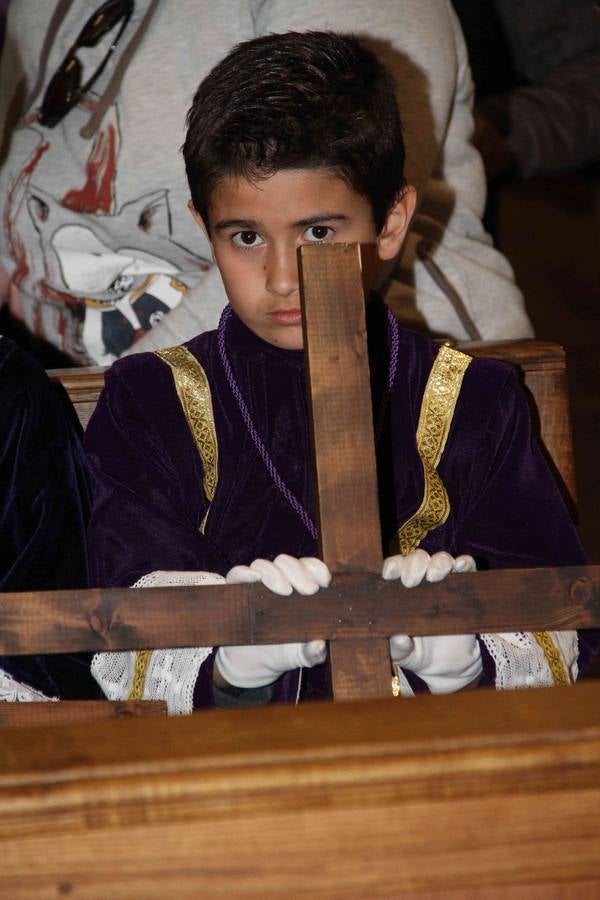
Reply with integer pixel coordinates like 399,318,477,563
1,566,598,657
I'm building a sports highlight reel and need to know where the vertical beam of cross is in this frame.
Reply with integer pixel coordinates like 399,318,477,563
298,243,393,700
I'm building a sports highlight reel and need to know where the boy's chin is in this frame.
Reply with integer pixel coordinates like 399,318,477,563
272,335,304,351
262,325,304,351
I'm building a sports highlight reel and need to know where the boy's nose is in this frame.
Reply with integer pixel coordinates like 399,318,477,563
265,247,299,299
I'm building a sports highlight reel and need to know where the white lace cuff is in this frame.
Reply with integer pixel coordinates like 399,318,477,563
91,646,213,715
130,570,225,589
92,570,224,715
0,668,57,702
480,630,578,690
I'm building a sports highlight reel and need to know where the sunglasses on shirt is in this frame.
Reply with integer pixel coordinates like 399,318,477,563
39,0,134,128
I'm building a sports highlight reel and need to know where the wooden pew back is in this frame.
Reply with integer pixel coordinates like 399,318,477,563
463,339,576,504
49,366,105,431
2,683,600,897
48,339,577,505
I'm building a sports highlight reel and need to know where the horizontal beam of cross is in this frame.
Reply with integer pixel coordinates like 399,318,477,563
0,565,598,656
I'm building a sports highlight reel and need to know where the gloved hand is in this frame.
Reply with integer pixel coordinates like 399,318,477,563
215,639,327,689
389,633,482,693
217,555,331,689
226,553,332,595
383,549,480,693
382,548,476,587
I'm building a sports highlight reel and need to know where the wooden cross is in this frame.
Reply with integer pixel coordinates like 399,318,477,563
0,243,599,705
299,242,393,699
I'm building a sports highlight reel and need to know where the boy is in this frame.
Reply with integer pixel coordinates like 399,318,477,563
82,32,595,713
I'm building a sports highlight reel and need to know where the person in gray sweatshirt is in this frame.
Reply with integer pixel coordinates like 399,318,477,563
0,0,532,366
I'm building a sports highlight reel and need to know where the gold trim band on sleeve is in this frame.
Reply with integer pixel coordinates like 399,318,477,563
127,347,219,702
155,345,219,530
532,631,571,685
129,649,152,701
395,344,472,556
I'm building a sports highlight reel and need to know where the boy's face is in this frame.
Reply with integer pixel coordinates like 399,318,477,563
192,168,413,350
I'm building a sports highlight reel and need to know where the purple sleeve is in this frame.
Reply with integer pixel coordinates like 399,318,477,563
0,341,91,592
449,367,585,570
85,360,230,587
451,367,599,681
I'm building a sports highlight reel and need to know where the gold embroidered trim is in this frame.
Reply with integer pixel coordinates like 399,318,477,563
532,631,571,685
395,344,472,556
128,348,219,703
155,345,219,529
128,649,152,700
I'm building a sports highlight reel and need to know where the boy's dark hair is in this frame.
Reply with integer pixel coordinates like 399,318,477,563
183,31,406,233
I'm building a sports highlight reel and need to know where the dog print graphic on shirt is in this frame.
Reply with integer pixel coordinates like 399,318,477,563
2,98,210,364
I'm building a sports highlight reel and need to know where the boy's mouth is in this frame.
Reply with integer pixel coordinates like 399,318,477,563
268,309,302,326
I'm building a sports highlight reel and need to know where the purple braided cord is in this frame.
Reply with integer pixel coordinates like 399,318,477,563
217,306,318,539
386,307,399,393
217,305,399,540
373,307,399,440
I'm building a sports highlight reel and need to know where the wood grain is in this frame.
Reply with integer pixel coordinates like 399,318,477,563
2,683,600,897
47,366,105,429
299,243,388,697
328,637,392,701
1,566,598,657
0,700,166,728
298,243,383,575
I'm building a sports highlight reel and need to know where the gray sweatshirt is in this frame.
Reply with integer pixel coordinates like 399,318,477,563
0,0,532,365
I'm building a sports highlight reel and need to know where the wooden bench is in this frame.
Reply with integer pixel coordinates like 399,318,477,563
2,684,600,897
460,338,576,506
49,365,105,432
0,699,166,728
48,341,577,505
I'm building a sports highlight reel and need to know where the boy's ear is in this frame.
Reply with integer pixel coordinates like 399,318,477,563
188,199,211,243
376,186,417,261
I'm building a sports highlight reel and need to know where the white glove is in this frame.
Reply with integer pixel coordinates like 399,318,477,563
383,549,480,693
215,639,327,689
382,549,476,587
390,633,482,693
226,553,332,596
218,555,331,689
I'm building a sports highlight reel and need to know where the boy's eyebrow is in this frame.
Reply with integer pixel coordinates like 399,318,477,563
214,213,349,231
214,218,259,231
292,213,349,228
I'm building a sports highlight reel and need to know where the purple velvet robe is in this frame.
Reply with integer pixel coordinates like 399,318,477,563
0,337,103,699
82,305,597,706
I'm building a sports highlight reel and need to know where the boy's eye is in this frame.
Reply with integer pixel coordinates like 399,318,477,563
304,225,332,243
232,230,263,248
